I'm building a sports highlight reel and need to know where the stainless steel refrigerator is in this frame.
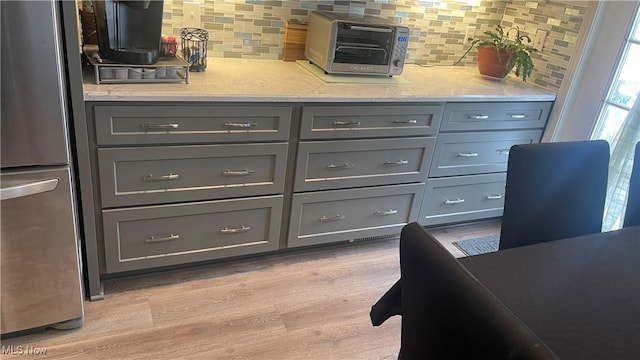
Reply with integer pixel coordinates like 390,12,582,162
1,0,84,334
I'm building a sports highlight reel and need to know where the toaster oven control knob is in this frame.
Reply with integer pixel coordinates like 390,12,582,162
393,59,403,67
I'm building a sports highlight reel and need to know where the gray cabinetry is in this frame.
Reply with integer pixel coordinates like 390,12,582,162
94,105,292,144
291,104,438,247
439,102,551,131
103,195,283,273
98,143,288,207
80,100,551,298
420,173,506,225
288,184,424,247
300,104,443,139
294,137,435,192
85,102,291,286
418,102,551,226
429,130,543,177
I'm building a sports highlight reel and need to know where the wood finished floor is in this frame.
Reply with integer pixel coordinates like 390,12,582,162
1,220,500,360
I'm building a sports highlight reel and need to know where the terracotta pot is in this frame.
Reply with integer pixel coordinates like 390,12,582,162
476,47,513,79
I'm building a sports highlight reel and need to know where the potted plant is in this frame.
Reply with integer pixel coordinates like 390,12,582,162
471,25,537,82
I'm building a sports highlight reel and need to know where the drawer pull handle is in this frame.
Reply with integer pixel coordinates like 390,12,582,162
319,214,346,222
143,173,180,181
374,209,398,216
142,122,180,129
497,149,510,155
333,120,361,126
145,233,180,243
487,194,503,200
510,114,528,119
383,160,409,166
327,163,354,169
222,169,255,176
444,198,465,205
393,119,418,124
467,115,489,120
220,226,251,234
457,152,479,157
224,122,257,128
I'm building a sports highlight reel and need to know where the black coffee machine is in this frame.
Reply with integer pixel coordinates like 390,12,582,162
93,0,164,65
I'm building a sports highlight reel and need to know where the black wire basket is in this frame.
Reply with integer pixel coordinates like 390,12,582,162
181,28,208,72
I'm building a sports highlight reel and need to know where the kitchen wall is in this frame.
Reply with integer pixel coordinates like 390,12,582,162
77,1,588,92
158,0,587,91
499,1,587,91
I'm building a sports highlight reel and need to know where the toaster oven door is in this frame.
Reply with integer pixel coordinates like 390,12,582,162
332,22,394,74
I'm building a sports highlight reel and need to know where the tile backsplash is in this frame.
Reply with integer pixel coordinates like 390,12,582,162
81,0,588,92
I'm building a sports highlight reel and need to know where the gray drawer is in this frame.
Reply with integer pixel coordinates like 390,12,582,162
288,183,424,248
300,104,443,139
429,130,542,177
94,105,292,145
98,143,288,207
294,137,435,192
102,195,283,273
418,173,506,226
440,102,552,131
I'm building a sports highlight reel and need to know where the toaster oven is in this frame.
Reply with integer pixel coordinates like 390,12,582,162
304,11,409,76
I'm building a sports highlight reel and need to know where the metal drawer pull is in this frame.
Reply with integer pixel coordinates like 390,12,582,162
143,173,179,181
393,119,418,124
220,226,251,234
145,233,180,243
327,163,354,169
319,214,346,222
467,115,489,120
224,122,257,128
510,114,528,119
333,120,361,126
497,149,510,155
457,152,479,157
487,194,503,200
444,198,465,204
383,160,409,166
222,169,255,176
142,122,179,129
374,209,398,216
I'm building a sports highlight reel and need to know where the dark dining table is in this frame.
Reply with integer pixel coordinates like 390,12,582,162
460,225,640,360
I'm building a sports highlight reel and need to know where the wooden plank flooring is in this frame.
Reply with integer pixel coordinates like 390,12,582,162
1,220,500,359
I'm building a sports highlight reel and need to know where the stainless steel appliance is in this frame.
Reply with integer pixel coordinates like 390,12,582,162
304,11,409,76
93,0,164,65
1,0,84,335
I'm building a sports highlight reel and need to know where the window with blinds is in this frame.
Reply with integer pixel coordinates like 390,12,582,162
591,6,640,230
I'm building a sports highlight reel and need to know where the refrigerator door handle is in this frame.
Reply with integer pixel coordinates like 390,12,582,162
0,178,59,201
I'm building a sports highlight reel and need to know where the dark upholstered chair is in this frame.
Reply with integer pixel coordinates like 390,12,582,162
399,223,558,360
624,142,640,228
499,140,610,250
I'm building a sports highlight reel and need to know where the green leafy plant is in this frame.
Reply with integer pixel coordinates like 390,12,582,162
471,25,537,82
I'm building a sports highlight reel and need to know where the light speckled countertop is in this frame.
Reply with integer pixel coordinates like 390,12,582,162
83,59,556,102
